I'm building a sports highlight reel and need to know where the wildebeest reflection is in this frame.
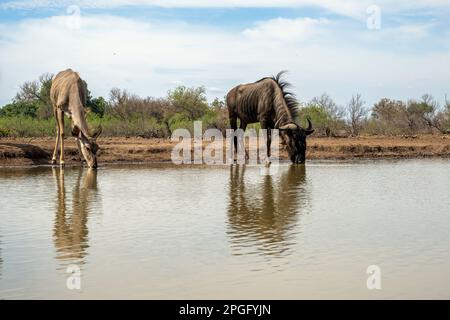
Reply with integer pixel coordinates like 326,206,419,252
53,168,99,265
227,165,310,257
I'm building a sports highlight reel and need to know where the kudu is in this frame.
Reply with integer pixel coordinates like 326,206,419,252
50,69,101,168
227,71,314,164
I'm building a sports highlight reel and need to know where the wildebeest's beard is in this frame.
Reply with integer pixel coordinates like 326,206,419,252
280,119,314,164
281,129,306,164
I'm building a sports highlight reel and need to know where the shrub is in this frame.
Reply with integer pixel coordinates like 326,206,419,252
0,127,11,137
167,86,209,121
0,101,39,118
0,117,57,137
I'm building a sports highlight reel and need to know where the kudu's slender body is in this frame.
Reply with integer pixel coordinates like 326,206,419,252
50,69,101,168
227,71,313,164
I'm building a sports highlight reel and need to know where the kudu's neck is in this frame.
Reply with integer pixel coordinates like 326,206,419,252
69,89,90,138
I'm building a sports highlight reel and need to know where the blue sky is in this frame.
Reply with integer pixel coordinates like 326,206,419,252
0,0,449,108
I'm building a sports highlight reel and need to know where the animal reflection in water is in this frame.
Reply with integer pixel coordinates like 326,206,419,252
227,165,310,257
52,167,99,266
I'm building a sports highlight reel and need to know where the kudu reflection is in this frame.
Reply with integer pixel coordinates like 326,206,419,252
52,168,99,265
227,165,309,257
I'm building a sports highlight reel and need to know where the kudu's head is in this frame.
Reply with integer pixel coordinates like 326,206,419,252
279,119,314,164
77,126,102,168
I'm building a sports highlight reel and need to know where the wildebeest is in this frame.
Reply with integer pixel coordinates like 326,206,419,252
50,69,101,168
227,71,314,164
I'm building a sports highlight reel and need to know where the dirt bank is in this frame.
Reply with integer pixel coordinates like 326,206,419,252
1,135,450,167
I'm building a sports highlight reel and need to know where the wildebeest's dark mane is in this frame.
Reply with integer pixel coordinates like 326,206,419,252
257,71,299,120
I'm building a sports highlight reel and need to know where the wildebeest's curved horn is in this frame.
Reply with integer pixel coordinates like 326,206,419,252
305,119,314,135
279,123,298,131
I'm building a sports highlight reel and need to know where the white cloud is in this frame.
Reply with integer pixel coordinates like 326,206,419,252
2,0,450,20
243,17,329,42
0,13,449,108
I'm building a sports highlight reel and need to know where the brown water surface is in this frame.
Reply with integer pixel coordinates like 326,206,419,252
0,160,449,299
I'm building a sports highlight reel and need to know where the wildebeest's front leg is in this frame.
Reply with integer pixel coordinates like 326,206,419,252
230,115,238,161
260,121,271,167
240,121,249,161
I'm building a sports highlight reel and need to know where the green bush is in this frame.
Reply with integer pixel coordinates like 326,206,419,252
0,101,39,118
168,113,194,134
88,96,107,117
87,114,168,138
298,104,347,136
0,127,11,137
0,117,56,137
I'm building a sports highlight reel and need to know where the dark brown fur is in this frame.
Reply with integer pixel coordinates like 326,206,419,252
227,71,298,130
226,71,313,163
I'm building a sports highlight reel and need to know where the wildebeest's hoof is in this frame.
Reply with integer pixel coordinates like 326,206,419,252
265,160,271,167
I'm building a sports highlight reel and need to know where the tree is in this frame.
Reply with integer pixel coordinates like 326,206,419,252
372,98,409,134
346,94,368,136
426,94,450,133
406,94,438,133
167,86,209,121
304,94,346,136
204,97,228,132
87,96,107,117
310,93,345,120
210,97,226,111
107,88,171,121
299,104,332,136
0,101,38,118
107,88,134,120
13,73,53,119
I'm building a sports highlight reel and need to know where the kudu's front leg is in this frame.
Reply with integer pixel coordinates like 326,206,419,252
57,109,65,167
52,109,61,165
76,138,84,163
52,123,60,165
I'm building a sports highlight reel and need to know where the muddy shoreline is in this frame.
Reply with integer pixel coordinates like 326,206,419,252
1,135,450,167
